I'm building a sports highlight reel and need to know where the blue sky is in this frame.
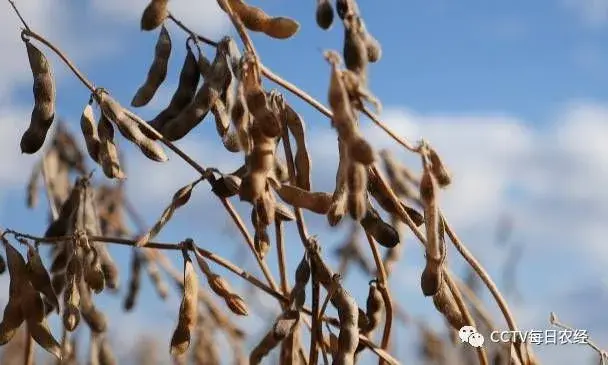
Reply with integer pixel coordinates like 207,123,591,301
1,0,608,364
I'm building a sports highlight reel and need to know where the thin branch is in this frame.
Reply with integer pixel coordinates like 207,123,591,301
275,219,289,295
365,232,393,365
7,0,30,31
167,13,217,46
22,29,95,92
550,312,608,364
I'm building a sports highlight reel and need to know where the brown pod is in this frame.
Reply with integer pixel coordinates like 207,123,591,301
97,114,125,179
210,174,241,198
161,61,227,141
80,103,101,163
84,249,106,294
365,33,382,63
336,0,348,19
428,147,452,187
432,279,466,330
63,253,82,331
421,260,443,297
140,0,169,31
20,41,56,154
254,228,271,259
170,252,199,355
316,0,334,30
263,17,300,39
132,25,172,107
232,2,269,32
349,136,375,165
80,283,108,333
147,43,201,138
360,204,400,248
246,88,282,138
28,320,62,359
343,16,368,78
26,244,60,311
99,92,168,162
0,298,24,345
276,184,332,214
347,161,368,220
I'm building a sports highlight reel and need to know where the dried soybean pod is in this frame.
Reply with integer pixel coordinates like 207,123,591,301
0,253,5,275
276,184,332,214
420,155,441,296
328,139,349,226
124,250,142,311
80,102,101,163
170,251,199,356
336,0,348,19
160,44,229,141
79,280,108,333
148,42,201,137
4,238,29,293
347,162,368,220
28,320,62,359
289,254,310,309
254,228,271,259
263,17,300,39
249,310,300,365
99,92,168,162
0,238,26,344
316,0,334,29
364,32,382,63
63,253,82,332
365,280,383,332
45,183,81,238
273,93,311,190
432,278,465,330
20,40,56,154
97,114,125,179
0,298,24,345
96,244,119,291
428,147,451,187
140,0,169,31
84,248,106,294
132,25,172,107
136,179,200,247
343,15,368,78
360,204,399,248
26,244,60,312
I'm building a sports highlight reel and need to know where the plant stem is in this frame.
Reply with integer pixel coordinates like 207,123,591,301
167,13,217,46
275,219,289,295
365,232,393,365
444,273,489,365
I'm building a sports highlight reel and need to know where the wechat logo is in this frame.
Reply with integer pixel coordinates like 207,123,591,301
459,326,485,348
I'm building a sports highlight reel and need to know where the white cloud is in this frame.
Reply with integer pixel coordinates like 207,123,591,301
90,0,230,38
